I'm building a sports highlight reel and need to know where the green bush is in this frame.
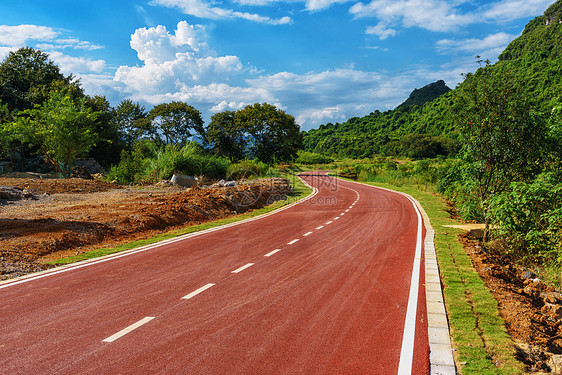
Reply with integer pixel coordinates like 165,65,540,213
295,151,334,165
106,140,156,184
489,173,562,262
437,160,484,221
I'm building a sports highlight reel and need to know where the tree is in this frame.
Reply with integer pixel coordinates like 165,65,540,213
85,95,124,167
8,88,98,177
207,110,246,161
0,47,78,113
234,103,302,163
113,99,149,147
453,60,549,235
149,102,205,146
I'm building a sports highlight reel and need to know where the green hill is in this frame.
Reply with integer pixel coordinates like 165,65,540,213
303,0,562,159
396,80,451,109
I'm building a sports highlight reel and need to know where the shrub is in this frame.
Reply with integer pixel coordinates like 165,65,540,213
295,151,334,165
489,173,562,262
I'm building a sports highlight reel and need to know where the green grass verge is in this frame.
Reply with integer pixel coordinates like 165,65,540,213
335,177,524,374
49,173,312,265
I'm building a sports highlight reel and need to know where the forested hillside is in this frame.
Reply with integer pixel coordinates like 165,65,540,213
303,1,562,159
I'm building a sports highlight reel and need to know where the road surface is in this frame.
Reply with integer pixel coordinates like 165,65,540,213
0,173,429,374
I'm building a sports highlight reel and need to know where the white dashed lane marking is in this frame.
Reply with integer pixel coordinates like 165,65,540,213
288,239,299,245
264,249,281,257
316,225,324,230
303,232,313,237
182,283,216,300
102,317,155,343
326,221,333,225
232,263,255,274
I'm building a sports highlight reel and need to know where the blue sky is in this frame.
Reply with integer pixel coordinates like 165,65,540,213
0,0,555,130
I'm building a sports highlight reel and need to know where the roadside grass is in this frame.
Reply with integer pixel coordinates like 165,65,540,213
333,175,524,374
50,172,312,265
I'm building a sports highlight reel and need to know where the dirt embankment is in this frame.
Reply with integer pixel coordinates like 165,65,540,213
0,177,292,280
462,235,562,373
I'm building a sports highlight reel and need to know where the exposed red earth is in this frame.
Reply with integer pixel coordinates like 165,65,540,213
0,173,429,374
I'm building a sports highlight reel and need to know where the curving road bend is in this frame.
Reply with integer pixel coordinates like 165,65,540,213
0,173,429,374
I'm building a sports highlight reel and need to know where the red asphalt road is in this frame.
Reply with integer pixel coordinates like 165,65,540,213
0,173,429,374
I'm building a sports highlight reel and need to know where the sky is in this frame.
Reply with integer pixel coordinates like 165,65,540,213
0,0,555,130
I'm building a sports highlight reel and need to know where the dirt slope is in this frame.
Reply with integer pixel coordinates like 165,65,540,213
0,177,292,280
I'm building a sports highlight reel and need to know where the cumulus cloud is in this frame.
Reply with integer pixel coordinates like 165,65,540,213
150,0,292,24
114,21,245,97
114,22,420,129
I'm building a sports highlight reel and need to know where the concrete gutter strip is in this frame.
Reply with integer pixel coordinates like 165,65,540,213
416,200,457,375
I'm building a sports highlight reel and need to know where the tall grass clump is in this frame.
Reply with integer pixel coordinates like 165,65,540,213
227,159,271,179
145,142,230,182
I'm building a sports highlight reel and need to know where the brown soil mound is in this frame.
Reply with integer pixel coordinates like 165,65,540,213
0,178,292,280
462,235,562,373
0,177,120,194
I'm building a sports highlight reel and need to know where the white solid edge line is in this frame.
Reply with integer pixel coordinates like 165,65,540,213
182,283,216,300
288,239,299,245
303,231,313,237
397,196,423,375
316,225,324,230
231,263,254,274
102,316,155,343
264,249,281,257
334,176,424,374
0,176,320,290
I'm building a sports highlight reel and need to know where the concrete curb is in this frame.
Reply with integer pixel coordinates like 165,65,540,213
414,200,457,375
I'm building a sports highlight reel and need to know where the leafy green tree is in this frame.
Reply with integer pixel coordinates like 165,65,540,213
85,95,124,167
113,99,149,147
149,101,205,146
0,47,78,113
207,110,246,161
453,60,549,235
234,103,302,163
8,88,98,177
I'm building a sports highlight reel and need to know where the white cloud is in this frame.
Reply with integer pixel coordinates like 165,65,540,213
484,0,554,21
365,22,397,39
0,24,106,75
437,32,517,59
0,46,17,61
48,51,106,74
350,0,553,39
350,0,475,33
0,24,58,46
304,0,353,11
114,22,245,97
150,0,292,24
36,38,103,51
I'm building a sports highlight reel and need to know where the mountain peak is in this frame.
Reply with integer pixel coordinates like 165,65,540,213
397,80,451,109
